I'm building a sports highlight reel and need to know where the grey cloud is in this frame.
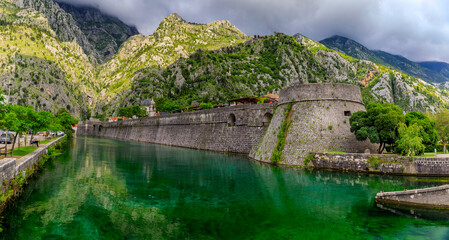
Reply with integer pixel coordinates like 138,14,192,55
57,0,449,62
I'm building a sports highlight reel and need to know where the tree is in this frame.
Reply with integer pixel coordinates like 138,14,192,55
0,104,68,155
432,109,449,153
29,110,57,137
46,112,63,133
130,105,147,118
396,123,425,156
118,106,148,118
7,105,33,153
118,107,132,118
404,111,438,153
0,111,18,155
56,109,78,139
154,97,181,113
350,103,404,153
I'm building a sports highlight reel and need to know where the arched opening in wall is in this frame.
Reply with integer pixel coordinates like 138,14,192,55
228,113,236,127
344,111,352,116
99,125,103,133
93,125,96,131
263,113,273,126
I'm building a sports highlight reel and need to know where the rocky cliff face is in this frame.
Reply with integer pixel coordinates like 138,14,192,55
56,2,139,62
9,0,139,63
95,13,249,115
9,0,101,63
0,0,96,118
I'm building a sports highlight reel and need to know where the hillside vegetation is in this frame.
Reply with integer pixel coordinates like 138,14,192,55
105,33,449,116
95,13,249,114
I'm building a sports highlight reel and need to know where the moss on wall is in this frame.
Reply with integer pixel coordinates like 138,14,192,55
271,103,294,163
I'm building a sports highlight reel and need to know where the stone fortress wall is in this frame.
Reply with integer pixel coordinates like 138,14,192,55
78,83,377,166
77,83,449,175
250,83,378,166
77,103,274,154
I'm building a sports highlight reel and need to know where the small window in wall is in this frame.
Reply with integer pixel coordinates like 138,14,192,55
344,111,352,116
228,113,236,127
263,113,273,126
99,125,103,132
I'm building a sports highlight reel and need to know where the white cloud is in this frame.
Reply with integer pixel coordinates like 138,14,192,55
56,0,449,62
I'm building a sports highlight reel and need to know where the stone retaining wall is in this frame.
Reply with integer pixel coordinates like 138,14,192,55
78,104,274,154
312,152,449,175
0,158,15,185
0,137,62,184
16,138,62,173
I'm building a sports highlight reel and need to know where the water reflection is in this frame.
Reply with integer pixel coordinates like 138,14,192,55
3,137,449,239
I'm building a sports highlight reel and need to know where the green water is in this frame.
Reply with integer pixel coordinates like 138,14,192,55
2,137,449,239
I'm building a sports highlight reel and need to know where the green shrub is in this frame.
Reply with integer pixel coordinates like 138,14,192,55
200,102,214,109
304,153,314,166
367,156,384,170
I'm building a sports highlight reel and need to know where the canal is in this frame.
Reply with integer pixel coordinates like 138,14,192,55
2,137,449,239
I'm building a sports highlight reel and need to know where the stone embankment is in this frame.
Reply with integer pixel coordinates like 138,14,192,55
0,137,63,184
312,152,449,175
375,185,449,208
374,185,449,220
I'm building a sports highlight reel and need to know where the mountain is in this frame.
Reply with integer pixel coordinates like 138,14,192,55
9,0,139,63
9,0,101,63
2,0,449,120
56,2,139,62
95,13,249,115
320,35,449,84
0,1,249,118
106,33,449,116
372,50,449,83
320,35,385,64
419,61,449,79
0,0,95,118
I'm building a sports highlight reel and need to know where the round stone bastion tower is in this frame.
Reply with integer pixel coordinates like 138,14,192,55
250,83,378,166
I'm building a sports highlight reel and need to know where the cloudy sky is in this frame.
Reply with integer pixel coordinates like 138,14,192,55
58,0,449,63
